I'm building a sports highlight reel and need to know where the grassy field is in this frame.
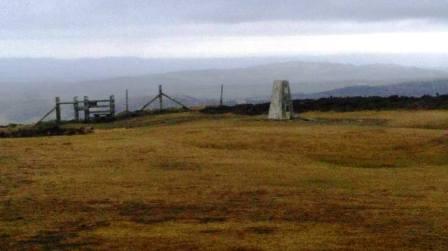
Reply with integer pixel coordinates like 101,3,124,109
0,110,448,250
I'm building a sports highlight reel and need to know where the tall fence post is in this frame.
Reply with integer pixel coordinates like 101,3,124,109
84,96,90,122
110,95,115,118
125,89,129,113
159,85,163,111
55,97,61,123
220,84,224,106
73,96,79,121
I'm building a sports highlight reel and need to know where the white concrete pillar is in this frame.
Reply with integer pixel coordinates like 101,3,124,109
268,80,294,120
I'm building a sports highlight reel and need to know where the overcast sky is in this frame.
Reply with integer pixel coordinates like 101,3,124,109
2,0,448,58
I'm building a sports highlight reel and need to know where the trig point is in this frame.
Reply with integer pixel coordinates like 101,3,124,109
268,80,294,120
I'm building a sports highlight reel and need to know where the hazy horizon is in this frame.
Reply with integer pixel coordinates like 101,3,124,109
2,54,448,83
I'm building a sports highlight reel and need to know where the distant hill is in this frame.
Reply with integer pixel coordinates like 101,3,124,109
0,57,278,82
300,79,448,99
2,55,448,83
2,61,448,124
61,61,448,100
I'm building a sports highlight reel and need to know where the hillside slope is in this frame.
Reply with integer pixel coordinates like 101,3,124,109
302,79,448,98
0,111,447,249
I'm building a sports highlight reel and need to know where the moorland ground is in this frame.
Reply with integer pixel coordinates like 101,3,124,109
0,110,448,250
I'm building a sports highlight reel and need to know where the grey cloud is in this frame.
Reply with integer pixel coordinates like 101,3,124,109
2,0,448,31
192,0,448,23
1,0,448,58
0,0,210,30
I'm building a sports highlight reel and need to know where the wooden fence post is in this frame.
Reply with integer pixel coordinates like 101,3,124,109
55,97,61,123
73,96,79,121
84,96,90,122
220,84,224,106
125,89,129,113
110,95,115,117
159,85,163,111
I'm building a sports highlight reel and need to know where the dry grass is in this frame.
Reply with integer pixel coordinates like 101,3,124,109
0,111,448,250
304,110,448,129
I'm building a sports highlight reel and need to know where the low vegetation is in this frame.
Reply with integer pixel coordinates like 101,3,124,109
0,122,93,138
202,95,448,115
0,111,447,250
